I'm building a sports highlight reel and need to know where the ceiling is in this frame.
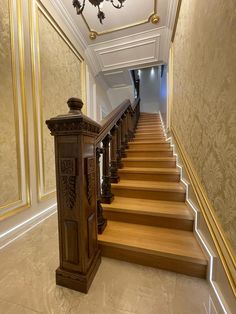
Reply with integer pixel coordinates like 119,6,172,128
52,0,178,90
82,0,155,35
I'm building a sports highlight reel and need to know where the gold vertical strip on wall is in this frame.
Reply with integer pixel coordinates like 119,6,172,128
16,0,31,207
0,0,30,219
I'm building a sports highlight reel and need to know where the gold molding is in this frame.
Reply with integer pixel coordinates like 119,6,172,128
171,126,236,297
0,0,31,217
30,0,86,201
82,0,159,39
171,0,182,42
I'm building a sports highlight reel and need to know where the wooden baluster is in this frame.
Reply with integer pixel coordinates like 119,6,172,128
101,134,113,204
121,114,127,158
124,111,129,148
110,125,120,183
46,98,101,293
96,147,107,234
129,110,135,140
127,108,133,141
135,78,140,98
116,119,123,169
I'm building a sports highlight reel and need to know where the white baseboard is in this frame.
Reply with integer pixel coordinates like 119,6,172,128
0,204,57,249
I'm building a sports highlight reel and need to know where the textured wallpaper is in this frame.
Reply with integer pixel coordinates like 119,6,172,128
0,0,20,207
172,0,236,252
38,10,82,195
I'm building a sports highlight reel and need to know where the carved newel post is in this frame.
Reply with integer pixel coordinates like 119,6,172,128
46,98,101,293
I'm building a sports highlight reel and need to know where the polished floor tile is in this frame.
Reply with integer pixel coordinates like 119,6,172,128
0,215,213,314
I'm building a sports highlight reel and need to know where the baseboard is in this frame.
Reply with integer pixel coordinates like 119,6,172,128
0,203,57,249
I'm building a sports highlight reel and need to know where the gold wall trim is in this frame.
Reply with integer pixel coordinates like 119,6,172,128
171,0,182,43
30,0,86,201
81,0,158,38
0,0,31,216
171,126,236,297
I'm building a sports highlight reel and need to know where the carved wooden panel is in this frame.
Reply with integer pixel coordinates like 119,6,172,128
64,220,79,264
87,213,97,259
60,158,76,210
86,157,96,206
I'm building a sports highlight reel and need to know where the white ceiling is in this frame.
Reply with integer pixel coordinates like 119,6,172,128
82,0,155,34
52,0,178,88
59,0,172,43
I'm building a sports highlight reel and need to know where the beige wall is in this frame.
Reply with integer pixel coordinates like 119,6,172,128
0,0,109,227
0,0,20,207
172,0,236,253
37,8,83,197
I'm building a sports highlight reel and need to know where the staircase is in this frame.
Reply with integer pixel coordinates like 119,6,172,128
98,112,208,278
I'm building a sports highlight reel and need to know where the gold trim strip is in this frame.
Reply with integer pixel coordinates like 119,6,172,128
171,126,236,297
0,0,31,214
171,0,182,43
82,0,157,37
17,0,31,208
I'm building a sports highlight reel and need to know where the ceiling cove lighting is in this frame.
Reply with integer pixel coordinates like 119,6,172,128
72,0,126,24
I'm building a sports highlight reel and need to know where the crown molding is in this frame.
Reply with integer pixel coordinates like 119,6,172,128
47,0,87,51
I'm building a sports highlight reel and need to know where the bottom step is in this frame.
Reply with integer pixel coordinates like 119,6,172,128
98,221,207,278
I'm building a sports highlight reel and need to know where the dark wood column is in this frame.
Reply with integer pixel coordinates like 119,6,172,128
101,134,114,204
116,120,123,169
124,113,129,148
110,125,120,183
121,114,127,157
96,147,107,234
46,98,101,294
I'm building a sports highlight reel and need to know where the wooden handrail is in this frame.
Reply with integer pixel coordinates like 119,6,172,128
96,97,139,146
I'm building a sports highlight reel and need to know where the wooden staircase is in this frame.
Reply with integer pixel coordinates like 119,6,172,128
98,112,207,278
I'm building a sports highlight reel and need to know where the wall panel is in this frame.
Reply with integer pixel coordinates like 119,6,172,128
172,0,236,264
31,1,85,200
0,0,30,216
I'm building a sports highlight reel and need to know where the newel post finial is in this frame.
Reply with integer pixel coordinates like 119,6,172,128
67,97,83,114
46,98,101,294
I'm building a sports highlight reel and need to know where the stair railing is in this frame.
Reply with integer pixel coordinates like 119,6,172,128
96,97,140,233
46,96,140,293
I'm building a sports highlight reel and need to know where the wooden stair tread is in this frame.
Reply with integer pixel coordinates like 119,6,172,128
129,140,169,144
123,157,175,161
103,197,193,220
119,167,179,174
112,180,185,193
98,221,207,265
127,148,172,152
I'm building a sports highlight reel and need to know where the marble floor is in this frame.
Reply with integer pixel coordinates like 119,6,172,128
0,214,215,314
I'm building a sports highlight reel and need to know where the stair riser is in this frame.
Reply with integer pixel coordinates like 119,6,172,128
135,131,164,135
134,133,164,138
111,187,185,202
138,119,162,123
126,151,173,157
123,160,176,168
99,245,206,278
129,144,170,150
136,127,163,132
137,124,162,128
103,210,193,231
133,137,166,142
119,172,180,182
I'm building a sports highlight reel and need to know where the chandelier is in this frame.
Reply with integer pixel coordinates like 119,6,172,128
72,0,126,24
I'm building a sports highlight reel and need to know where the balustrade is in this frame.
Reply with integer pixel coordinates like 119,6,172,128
46,95,140,293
